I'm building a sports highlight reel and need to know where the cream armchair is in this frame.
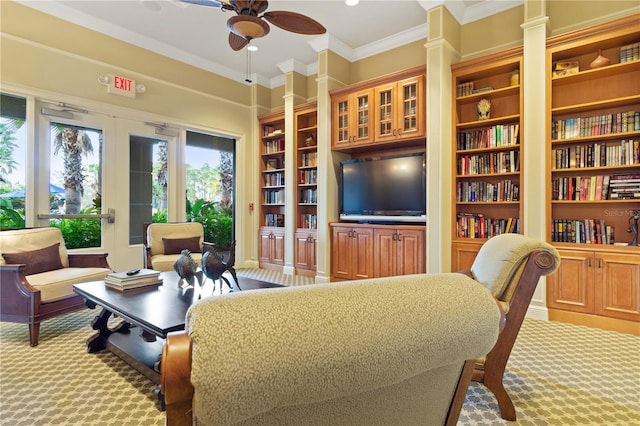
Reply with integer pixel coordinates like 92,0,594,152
143,222,213,271
0,227,111,346
161,273,504,426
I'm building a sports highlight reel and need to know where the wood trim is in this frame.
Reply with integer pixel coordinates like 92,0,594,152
549,308,640,336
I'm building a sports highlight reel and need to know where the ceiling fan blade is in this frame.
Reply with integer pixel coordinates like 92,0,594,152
179,0,234,11
262,11,326,35
228,32,249,51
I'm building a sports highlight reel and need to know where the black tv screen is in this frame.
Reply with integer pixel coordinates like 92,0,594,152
340,153,426,223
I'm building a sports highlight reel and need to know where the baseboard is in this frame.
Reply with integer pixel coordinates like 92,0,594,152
526,305,549,321
282,265,295,275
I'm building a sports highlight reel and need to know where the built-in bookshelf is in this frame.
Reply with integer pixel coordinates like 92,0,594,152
545,15,640,334
450,47,524,269
294,102,318,277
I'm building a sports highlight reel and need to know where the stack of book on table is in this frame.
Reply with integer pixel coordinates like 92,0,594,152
104,269,162,291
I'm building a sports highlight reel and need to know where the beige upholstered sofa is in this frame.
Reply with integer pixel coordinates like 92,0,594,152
143,222,213,272
0,227,111,346
161,273,504,426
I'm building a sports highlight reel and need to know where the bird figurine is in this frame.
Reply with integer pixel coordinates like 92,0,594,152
173,249,202,288
202,240,239,292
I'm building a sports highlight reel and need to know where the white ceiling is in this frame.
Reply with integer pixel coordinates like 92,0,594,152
17,0,523,87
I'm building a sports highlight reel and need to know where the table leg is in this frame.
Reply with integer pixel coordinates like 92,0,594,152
86,307,131,353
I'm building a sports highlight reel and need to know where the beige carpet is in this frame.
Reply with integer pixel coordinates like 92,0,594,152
1,269,639,425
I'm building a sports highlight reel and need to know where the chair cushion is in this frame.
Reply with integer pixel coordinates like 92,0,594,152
2,243,64,275
162,236,201,254
151,253,204,272
0,227,69,267
27,267,111,302
147,223,204,257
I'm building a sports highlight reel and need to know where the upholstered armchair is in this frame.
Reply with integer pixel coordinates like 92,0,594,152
143,222,213,271
0,227,111,346
458,233,561,421
161,273,504,426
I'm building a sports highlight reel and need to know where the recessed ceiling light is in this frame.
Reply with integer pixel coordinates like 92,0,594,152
248,45,258,52
345,0,359,6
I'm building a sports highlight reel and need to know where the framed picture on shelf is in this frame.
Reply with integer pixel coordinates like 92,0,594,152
266,159,278,170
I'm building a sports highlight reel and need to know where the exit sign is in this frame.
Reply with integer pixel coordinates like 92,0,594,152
107,74,136,98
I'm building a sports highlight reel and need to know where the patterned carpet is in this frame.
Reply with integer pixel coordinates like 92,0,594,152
1,269,638,425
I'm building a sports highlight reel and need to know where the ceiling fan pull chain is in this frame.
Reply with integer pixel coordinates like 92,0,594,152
245,48,252,83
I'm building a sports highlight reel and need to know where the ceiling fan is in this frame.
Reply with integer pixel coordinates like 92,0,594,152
179,0,327,51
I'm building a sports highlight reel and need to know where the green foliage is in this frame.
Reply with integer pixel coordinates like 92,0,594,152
0,199,25,229
50,207,101,249
152,208,167,223
186,197,233,250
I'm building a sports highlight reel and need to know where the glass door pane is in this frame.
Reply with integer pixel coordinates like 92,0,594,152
0,93,27,229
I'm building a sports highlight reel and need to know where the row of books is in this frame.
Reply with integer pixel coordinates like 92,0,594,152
552,174,640,201
299,152,317,167
456,82,494,97
300,188,317,204
265,213,284,227
299,214,318,230
105,269,162,291
553,140,639,169
551,219,615,245
298,169,317,185
263,172,284,187
458,150,520,175
620,42,640,63
551,111,639,140
456,214,520,238
456,179,519,203
263,138,285,154
456,124,520,150
264,189,285,204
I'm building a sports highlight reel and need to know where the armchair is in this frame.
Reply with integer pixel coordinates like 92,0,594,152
0,227,111,346
458,233,561,421
161,273,504,426
143,222,213,272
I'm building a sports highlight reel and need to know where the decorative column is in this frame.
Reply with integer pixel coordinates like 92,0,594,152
521,0,550,319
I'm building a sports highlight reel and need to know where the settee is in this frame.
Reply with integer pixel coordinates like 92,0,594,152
0,227,111,346
161,273,504,426
143,222,212,271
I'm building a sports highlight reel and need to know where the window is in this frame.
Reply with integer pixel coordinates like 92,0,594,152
0,93,27,229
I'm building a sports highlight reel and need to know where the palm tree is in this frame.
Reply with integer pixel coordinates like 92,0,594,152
156,140,168,211
53,126,93,214
0,120,22,184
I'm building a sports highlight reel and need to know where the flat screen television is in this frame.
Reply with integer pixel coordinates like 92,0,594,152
340,152,426,223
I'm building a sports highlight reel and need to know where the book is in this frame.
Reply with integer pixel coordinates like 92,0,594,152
105,278,163,291
105,268,161,283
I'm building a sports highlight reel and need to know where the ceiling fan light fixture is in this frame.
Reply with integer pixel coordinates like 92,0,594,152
345,0,359,6
227,15,270,40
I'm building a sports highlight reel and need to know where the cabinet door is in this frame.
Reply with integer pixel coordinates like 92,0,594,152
332,94,351,149
451,241,482,272
396,229,425,275
258,228,273,265
373,82,397,144
396,76,424,141
352,227,374,279
332,226,354,280
546,249,594,314
373,228,398,277
595,252,640,322
350,89,374,146
294,231,311,270
271,230,285,266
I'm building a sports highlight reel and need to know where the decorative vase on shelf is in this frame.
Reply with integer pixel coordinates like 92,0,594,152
590,49,610,69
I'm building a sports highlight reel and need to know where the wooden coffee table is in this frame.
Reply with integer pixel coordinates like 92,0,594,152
73,270,282,384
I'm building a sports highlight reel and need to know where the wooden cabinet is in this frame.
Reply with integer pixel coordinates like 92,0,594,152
259,227,285,270
450,47,524,271
373,227,425,277
331,66,426,152
373,75,425,144
451,241,483,272
331,88,374,150
330,225,374,281
330,223,425,281
258,111,285,271
294,102,318,277
294,229,316,276
547,249,640,332
545,16,640,334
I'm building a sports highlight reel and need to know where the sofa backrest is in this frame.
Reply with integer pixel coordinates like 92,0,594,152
185,273,502,425
470,233,561,302
0,227,69,268
147,222,204,257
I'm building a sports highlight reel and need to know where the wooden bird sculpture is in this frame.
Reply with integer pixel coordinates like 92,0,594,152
202,240,239,292
173,249,202,287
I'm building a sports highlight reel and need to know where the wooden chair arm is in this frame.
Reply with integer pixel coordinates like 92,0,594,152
162,331,194,426
0,265,40,315
68,253,111,269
